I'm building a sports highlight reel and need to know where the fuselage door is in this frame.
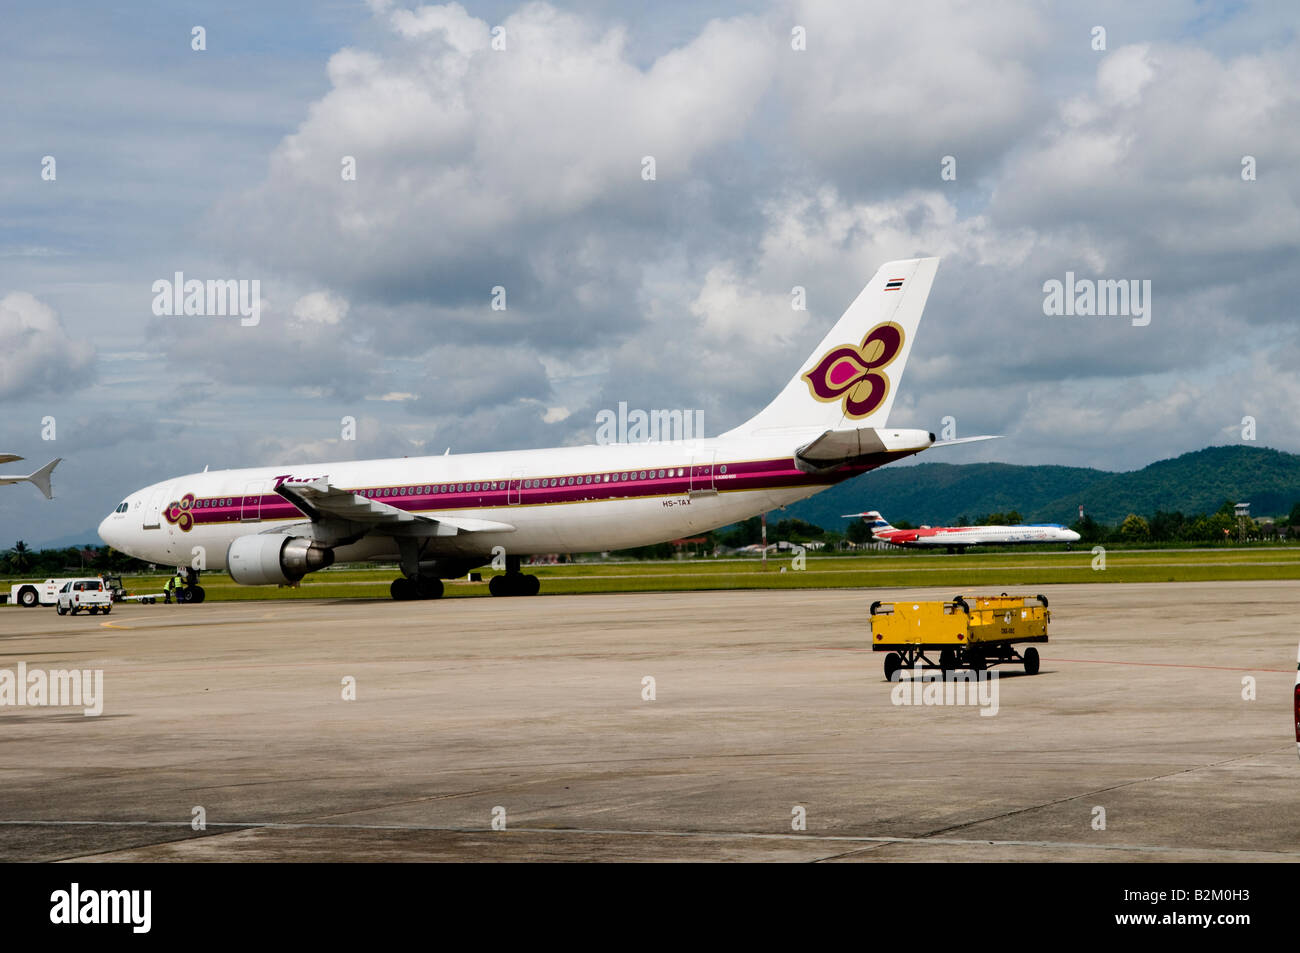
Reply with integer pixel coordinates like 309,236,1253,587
689,452,717,497
240,480,263,521
143,484,170,529
508,469,524,505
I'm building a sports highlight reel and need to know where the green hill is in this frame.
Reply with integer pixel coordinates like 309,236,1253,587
784,445,1300,529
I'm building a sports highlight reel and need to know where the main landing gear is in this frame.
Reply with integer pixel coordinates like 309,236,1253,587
488,555,540,597
390,538,445,600
390,576,444,601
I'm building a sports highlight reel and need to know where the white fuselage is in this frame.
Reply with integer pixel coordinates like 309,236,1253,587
100,431,929,571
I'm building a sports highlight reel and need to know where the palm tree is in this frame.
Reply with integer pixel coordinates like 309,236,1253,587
6,541,32,573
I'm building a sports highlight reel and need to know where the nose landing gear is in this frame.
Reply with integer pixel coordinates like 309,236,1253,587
174,567,206,604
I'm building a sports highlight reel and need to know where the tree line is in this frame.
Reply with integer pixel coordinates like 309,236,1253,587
1,542,153,577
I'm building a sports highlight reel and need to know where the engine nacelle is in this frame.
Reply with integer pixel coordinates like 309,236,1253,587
227,534,334,586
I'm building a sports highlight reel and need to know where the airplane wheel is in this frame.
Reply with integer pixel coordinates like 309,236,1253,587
18,587,38,607
1023,647,1040,675
178,587,194,603
390,578,416,601
189,586,205,604
883,652,902,682
416,577,444,600
523,574,540,596
489,575,507,597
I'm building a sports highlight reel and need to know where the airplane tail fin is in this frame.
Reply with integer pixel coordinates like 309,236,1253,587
26,458,60,500
840,510,894,532
862,510,893,532
723,257,939,437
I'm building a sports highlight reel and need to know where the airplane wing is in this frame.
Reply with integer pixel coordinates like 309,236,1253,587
274,478,516,541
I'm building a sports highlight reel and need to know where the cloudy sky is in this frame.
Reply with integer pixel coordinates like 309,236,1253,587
1,0,1297,545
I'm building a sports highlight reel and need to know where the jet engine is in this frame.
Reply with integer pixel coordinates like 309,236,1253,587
227,534,334,586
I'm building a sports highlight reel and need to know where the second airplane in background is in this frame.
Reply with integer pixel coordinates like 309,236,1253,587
846,510,1081,553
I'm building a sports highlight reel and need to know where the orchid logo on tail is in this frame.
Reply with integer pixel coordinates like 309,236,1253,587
801,321,905,419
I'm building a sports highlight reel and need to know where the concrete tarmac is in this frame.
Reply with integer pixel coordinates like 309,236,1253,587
0,581,1297,862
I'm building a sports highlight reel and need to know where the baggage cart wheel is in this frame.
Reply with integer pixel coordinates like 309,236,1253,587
1023,646,1040,675
939,647,956,671
883,652,902,682
967,651,985,672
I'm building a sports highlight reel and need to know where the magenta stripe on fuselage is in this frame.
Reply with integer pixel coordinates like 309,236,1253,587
184,453,909,526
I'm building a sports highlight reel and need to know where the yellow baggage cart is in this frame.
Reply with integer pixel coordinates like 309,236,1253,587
870,593,1050,681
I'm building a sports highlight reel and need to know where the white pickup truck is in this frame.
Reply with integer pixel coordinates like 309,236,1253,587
55,579,113,615
9,578,81,608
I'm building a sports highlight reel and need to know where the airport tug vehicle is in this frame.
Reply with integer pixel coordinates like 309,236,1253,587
870,594,1050,681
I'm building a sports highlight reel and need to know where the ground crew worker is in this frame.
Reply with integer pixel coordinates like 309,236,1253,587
164,571,184,603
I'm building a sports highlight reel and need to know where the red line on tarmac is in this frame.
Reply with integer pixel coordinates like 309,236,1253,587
814,648,1290,673
1049,657,1291,673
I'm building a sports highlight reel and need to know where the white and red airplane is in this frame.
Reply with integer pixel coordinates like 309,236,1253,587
101,257,970,602
845,510,1081,553
0,455,61,500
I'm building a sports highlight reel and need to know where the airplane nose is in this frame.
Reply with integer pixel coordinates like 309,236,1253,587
98,515,118,548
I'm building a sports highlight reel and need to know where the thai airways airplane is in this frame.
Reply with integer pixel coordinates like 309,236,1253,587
846,510,1081,553
101,257,964,602
0,455,61,500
